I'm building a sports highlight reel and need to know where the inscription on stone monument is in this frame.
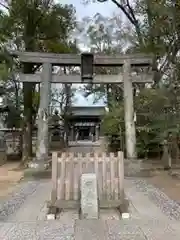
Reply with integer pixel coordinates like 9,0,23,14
80,173,98,219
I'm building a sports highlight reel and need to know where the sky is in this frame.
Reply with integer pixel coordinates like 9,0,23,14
59,0,116,106
60,0,116,19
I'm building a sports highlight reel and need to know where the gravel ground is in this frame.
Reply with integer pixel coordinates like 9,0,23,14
131,178,180,221
0,221,75,240
0,178,180,239
0,181,40,222
8,180,51,221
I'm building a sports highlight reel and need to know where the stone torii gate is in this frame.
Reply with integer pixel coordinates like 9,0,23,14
17,52,153,168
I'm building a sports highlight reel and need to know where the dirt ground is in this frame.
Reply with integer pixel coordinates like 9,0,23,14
0,162,24,199
146,171,180,203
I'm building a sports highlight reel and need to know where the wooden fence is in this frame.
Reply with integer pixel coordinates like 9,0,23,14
50,151,124,209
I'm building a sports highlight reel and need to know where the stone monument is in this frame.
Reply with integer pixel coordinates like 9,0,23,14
80,173,98,219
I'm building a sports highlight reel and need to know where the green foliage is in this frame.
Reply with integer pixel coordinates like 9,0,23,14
0,1,76,50
0,0,78,110
102,88,180,157
0,0,78,160
101,103,124,136
0,63,8,81
81,0,180,158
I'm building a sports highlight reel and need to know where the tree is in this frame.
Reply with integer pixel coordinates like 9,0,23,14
0,0,77,162
77,12,125,108
0,48,22,128
81,0,180,159
85,0,179,85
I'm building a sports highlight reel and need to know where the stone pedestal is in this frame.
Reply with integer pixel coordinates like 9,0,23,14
80,173,98,219
124,159,142,177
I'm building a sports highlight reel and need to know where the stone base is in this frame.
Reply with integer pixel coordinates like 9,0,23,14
28,160,50,170
125,159,157,177
24,159,51,179
125,159,145,177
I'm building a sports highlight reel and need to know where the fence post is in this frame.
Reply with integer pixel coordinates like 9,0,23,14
118,151,124,201
110,152,115,200
51,152,58,204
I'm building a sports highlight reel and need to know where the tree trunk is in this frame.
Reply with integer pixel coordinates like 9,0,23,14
22,20,38,163
22,63,34,163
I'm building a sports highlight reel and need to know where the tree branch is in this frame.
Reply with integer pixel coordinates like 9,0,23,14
110,0,144,45
0,1,10,10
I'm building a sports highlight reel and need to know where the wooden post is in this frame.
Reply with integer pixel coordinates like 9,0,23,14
51,152,58,204
118,151,124,200
36,63,52,162
123,60,137,159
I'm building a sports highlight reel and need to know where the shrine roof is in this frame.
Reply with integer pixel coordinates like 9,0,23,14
71,106,106,116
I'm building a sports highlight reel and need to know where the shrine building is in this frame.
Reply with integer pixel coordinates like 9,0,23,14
69,106,106,142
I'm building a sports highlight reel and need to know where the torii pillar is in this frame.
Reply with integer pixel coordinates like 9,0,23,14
123,60,137,159
30,63,51,169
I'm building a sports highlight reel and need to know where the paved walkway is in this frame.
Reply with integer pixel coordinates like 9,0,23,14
0,178,180,239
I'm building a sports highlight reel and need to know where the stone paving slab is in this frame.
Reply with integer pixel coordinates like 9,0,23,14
106,220,144,235
57,209,79,222
75,220,107,240
99,209,120,220
106,220,146,240
140,224,179,240
106,219,180,240
75,220,147,240
1,219,180,240
108,234,146,240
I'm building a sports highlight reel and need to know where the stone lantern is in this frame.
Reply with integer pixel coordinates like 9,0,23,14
49,109,65,150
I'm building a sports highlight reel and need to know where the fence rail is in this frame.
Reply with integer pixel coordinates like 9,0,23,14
50,151,124,209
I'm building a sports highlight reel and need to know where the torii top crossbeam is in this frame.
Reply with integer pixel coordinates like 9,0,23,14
13,51,153,66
